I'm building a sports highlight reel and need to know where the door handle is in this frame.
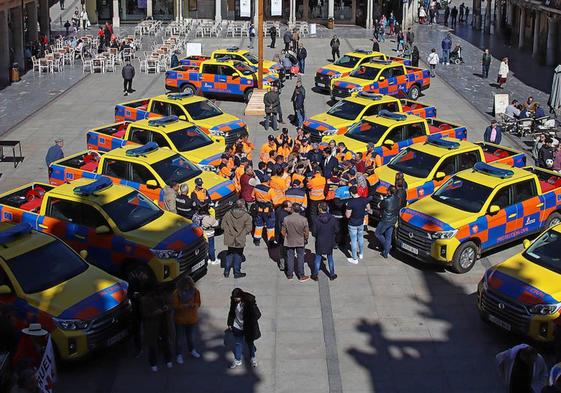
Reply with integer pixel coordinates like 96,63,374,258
536,203,544,208
508,213,517,219
38,224,48,229
74,234,86,240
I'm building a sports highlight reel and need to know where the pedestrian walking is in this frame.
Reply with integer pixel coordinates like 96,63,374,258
248,23,256,49
441,34,452,65
170,51,179,68
64,20,71,35
419,6,427,24
345,186,372,264
496,344,548,393
406,27,415,45
122,61,135,96
459,3,465,22
375,186,400,258
45,137,64,167
538,138,555,169
444,4,450,25
465,6,470,23
296,43,307,74
481,48,491,78
227,288,261,369
291,28,300,52
330,35,341,61
427,48,439,77
264,84,281,131
291,80,306,127
192,204,219,265
221,199,253,278
269,25,277,48
281,203,310,281
140,285,174,372
497,57,509,89
283,29,292,52
411,45,420,67
311,202,338,281
81,9,89,30
172,276,201,364
483,120,502,144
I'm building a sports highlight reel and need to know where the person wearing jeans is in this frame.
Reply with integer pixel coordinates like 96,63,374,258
227,288,261,369
375,186,400,258
224,248,244,277
481,48,491,78
286,247,305,279
441,34,452,65
171,276,201,364
345,186,372,264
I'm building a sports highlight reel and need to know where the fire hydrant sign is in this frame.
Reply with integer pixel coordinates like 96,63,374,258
37,336,56,393
271,0,282,16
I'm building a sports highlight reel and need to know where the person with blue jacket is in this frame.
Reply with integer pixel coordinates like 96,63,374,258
45,137,64,167
441,34,452,65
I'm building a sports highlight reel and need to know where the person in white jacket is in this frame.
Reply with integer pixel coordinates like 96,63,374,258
496,344,547,393
427,48,439,77
498,57,509,89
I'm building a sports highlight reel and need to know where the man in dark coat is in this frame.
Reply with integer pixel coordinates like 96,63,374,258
170,51,179,68
45,137,64,167
321,148,339,179
483,120,502,144
330,35,341,61
311,202,339,281
375,186,400,258
275,201,293,271
221,199,253,278
263,85,280,131
227,288,261,368
269,25,277,48
122,61,135,96
283,29,292,52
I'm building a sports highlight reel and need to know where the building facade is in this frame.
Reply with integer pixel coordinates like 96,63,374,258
0,0,50,87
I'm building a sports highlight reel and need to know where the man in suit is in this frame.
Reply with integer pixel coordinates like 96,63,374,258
321,147,339,179
483,120,502,145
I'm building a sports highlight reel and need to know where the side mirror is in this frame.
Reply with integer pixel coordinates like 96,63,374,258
146,179,159,189
434,171,446,181
79,250,88,259
0,285,12,295
488,205,500,215
232,73,240,79
178,115,187,121
523,239,531,249
95,225,111,235
379,76,386,82
383,139,395,148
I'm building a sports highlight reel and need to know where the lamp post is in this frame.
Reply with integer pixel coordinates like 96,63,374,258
257,0,263,89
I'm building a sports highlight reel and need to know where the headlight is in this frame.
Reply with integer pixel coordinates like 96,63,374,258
210,130,226,137
323,129,337,136
528,303,561,315
198,164,218,173
329,74,340,79
150,249,181,259
54,318,90,330
430,230,458,240
351,87,362,92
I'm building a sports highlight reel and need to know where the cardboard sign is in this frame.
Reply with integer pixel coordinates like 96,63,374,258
494,93,509,116
186,42,202,56
37,336,56,393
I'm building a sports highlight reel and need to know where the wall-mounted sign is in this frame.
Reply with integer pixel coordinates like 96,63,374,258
271,0,282,15
240,0,251,17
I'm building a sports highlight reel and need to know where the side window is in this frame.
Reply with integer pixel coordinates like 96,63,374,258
129,128,151,145
458,150,482,172
150,132,171,148
79,204,109,228
150,101,169,116
392,66,405,77
46,198,83,223
0,267,10,287
381,102,399,113
404,123,425,139
380,68,393,79
436,156,457,176
512,180,538,204
103,159,130,179
490,186,512,210
220,66,236,76
131,163,157,184
202,64,219,74
168,104,185,119
363,106,381,116
384,126,403,143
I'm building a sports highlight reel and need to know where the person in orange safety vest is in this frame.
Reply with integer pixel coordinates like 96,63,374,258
285,179,307,209
253,175,276,246
191,178,211,208
260,135,277,162
306,165,326,220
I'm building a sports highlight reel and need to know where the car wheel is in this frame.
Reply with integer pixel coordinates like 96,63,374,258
450,241,478,274
546,212,561,229
244,88,253,103
180,84,196,95
408,85,420,100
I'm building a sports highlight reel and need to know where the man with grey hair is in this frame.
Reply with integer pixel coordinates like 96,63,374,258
176,183,196,219
45,137,64,167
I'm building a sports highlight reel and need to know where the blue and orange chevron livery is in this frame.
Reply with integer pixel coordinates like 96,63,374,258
487,269,559,305
58,281,128,320
400,207,455,232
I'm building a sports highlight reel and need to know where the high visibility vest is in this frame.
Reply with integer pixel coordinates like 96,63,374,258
325,179,341,201
270,175,288,192
291,173,305,186
269,187,286,207
299,144,312,155
307,174,326,201
278,146,292,160
242,141,254,160
367,173,379,188
254,184,273,211
336,149,354,162
192,188,210,204
365,151,382,169
260,144,276,162
218,164,232,179
285,187,307,207
234,166,245,191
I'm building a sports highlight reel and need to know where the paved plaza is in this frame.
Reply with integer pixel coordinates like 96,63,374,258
0,19,557,393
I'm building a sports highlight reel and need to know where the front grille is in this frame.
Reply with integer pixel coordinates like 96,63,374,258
225,127,248,146
178,237,208,273
303,125,322,143
480,289,531,332
332,86,352,98
397,219,433,255
86,301,131,349
213,192,238,219
315,74,331,88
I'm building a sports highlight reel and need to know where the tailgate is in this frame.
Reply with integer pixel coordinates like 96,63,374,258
400,99,436,118
87,131,128,152
476,142,526,168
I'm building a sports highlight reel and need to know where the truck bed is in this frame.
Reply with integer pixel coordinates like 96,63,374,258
400,99,436,118
475,143,524,165
90,122,129,139
56,152,102,172
525,167,561,193
0,184,54,213
425,118,459,134
179,55,210,67
117,99,150,110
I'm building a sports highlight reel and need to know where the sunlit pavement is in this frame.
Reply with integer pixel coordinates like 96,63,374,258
0,31,543,393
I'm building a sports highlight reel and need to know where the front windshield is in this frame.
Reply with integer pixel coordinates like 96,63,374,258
183,100,223,120
333,55,360,68
524,229,561,273
167,126,213,152
7,241,88,293
432,177,493,213
388,148,440,178
345,120,388,145
349,66,380,80
104,191,164,232
244,53,258,64
233,62,254,75
152,154,202,185
327,101,366,121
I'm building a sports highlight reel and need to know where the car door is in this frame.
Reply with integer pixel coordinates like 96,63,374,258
511,179,541,234
0,265,18,316
402,121,426,145
102,158,131,184
128,127,151,145
130,162,163,202
380,125,403,164
484,184,519,249
200,64,218,93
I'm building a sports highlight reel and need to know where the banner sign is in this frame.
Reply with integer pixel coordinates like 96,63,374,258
271,0,282,16
240,0,251,17
37,336,56,393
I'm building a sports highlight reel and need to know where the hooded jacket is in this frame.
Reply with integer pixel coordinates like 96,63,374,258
312,213,339,255
227,291,262,342
221,207,252,248
496,344,547,393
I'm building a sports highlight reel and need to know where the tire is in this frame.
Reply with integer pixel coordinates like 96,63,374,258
453,58,461,65
408,84,421,100
180,83,197,95
449,241,478,274
244,88,253,103
546,212,561,229
124,263,156,291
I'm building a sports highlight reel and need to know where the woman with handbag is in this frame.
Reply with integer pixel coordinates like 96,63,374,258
226,288,261,369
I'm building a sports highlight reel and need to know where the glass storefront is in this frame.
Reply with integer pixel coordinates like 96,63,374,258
334,0,352,21
296,0,356,23
121,0,147,21
309,0,328,18
153,0,174,19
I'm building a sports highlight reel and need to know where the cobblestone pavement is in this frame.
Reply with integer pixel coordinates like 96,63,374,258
0,28,552,393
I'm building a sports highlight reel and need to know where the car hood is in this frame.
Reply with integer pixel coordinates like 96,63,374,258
303,116,340,132
27,267,127,320
332,78,369,89
375,166,426,193
127,212,204,249
400,197,475,231
329,134,370,153
179,140,225,167
196,115,247,134
316,65,348,78
487,256,561,305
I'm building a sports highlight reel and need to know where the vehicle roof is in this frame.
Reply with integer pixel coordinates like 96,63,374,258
152,93,207,104
105,144,177,165
50,177,136,203
358,60,404,70
214,48,250,55
345,50,386,59
455,164,534,188
0,223,55,260
203,58,240,67
131,117,198,133
344,94,399,106
409,138,478,156
362,111,423,126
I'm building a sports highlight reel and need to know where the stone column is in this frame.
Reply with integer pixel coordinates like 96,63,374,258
489,0,495,34
112,0,120,27
147,0,153,18
289,0,294,24
366,0,372,29
518,6,525,48
328,0,334,18
11,7,24,71
473,0,482,30
26,1,38,42
214,0,221,21
253,0,258,26
39,0,49,38
484,0,492,33
0,10,9,87
532,13,540,57
546,16,557,66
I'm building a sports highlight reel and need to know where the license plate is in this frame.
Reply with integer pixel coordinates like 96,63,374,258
401,242,419,255
106,329,128,347
488,314,511,331
191,260,206,273
317,82,325,87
